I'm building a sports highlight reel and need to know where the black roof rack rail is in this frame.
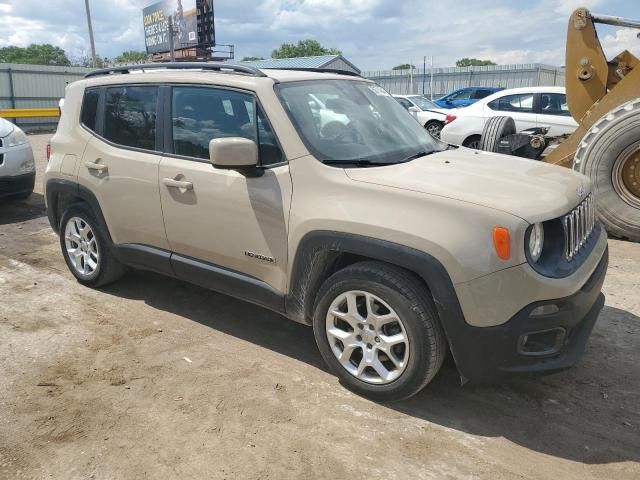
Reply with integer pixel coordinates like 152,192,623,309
259,67,362,77
84,62,267,79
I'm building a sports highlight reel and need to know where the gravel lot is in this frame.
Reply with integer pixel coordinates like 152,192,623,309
1,134,639,479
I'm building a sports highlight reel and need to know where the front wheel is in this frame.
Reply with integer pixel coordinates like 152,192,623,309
313,261,446,402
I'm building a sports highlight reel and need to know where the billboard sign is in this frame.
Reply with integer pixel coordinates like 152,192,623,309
143,0,198,54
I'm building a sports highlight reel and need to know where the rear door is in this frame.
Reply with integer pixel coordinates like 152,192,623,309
535,92,578,136
78,84,169,251
484,92,537,131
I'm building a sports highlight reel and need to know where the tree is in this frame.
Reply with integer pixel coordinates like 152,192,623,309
74,53,111,68
455,58,497,67
392,63,416,70
241,56,265,62
0,44,70,66
271,39,341,59
114,50,149,65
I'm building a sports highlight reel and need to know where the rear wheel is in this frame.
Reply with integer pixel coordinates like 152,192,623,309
479,116,516,152
574,99,640,242
425,120,444,139
462,135,481,150
313,261,446,402
59,203,125,287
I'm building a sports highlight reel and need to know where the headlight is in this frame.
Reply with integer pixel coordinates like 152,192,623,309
528,222,545,263
4,126,28,148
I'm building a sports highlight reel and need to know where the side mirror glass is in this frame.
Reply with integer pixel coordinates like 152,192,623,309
408,106,421,114
209,137,258,169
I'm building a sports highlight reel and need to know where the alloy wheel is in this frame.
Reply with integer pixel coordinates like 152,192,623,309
325,290,409,384
64,216,100,276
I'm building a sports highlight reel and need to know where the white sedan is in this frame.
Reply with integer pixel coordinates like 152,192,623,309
440,86,578,148
393,95,449,138
0,117,36,199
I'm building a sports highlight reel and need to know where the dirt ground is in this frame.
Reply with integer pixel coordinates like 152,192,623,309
0,134,638,480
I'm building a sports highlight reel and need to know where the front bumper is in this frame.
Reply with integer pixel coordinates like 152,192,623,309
450,247,608,382
0,171,35,198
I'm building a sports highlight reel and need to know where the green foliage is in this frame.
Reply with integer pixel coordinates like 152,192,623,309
271,39,341,59
392,63,416,70
241,56,265,62
0,44,70,66
455,58,497,67
114,51,149,65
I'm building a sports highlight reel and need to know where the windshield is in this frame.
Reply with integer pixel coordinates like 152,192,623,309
277,80,444,164
407,96,439,110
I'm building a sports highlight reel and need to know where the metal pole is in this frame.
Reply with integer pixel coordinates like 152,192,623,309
7,68,16,124
422,56,426,96
84,0,97,68
168,16,176,62
430,56,434,100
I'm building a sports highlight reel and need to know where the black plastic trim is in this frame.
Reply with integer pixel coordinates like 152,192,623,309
113,244,173,276
171,253,285,314
45,179,112,243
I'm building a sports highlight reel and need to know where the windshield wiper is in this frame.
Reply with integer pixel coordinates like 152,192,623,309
323,159,397,167
399,150,432,163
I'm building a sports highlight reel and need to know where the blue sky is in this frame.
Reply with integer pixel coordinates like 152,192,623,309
0,0,639,71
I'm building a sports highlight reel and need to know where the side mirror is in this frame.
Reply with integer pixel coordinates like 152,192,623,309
209,137,258,169
408,106,421,114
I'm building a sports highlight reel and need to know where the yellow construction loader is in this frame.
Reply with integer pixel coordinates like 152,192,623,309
479,8,640,242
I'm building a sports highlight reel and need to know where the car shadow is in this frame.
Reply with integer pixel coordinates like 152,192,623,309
0,192,47,225
103,271,639,465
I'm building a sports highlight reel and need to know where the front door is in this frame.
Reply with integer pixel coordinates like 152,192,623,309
158,85,292,293
536,92,578,137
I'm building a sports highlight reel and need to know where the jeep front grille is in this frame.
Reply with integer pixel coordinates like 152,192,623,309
563,194,596,261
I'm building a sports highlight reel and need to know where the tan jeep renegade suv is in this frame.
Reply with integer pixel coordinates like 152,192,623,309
44,63,609,401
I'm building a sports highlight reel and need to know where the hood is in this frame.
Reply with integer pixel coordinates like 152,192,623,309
0,117,14,137
345,148,589,223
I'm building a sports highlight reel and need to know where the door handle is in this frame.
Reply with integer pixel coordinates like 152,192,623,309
162,177,193,190
85,159,108,172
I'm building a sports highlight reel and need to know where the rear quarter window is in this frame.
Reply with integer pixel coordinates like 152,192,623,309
80,88,100,132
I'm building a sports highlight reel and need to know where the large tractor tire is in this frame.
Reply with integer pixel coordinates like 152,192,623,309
574,99,640,242
479,116,516,152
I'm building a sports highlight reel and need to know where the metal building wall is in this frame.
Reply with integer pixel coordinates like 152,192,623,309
0,64,90,130
363,63,566,97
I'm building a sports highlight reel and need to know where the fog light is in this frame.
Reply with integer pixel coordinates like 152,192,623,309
530,304,559,317
518,328,566,356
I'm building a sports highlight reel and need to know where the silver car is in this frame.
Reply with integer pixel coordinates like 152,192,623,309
0,117,35,199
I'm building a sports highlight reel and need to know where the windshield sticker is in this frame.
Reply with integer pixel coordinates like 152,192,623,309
367,85,390,97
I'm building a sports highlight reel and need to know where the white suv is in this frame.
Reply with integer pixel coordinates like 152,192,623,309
440,86,578,149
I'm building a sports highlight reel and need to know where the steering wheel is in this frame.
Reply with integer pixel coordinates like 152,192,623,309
321,121,364,144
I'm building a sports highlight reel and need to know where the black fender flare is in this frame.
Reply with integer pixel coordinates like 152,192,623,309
284,231,470,367
45,179,113,244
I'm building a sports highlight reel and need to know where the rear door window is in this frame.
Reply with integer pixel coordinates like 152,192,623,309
487,93,534,113
103,86,158,150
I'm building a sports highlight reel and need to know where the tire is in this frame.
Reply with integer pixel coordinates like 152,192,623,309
425,120,444,139
59,202,125,287
462,135,481,150
573,99,640,242
313,261,446,402
479,116,516,152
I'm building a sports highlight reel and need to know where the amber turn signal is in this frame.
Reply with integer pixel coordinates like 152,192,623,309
493,227,511,260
